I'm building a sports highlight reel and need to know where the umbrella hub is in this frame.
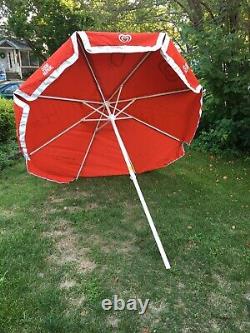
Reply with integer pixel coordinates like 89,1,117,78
108,113,116,121
103,101,112,115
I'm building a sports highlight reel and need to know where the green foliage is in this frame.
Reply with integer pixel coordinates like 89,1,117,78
0,139,19,170
194,31,249,152
193,119,235,154
180,4,250,153
1,0,249,153
0,98,15,143
2,0,95,58
0,152,249,332
86,0,170,33
0,98,19,169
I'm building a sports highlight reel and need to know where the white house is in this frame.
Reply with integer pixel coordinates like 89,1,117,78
0,38,39,80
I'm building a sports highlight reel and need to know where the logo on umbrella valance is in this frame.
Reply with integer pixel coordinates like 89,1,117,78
41,63,54,76
118,34,132,43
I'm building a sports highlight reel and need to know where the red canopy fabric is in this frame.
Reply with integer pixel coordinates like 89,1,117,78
14,31,202,183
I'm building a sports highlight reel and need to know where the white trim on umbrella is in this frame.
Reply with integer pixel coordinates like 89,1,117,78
160,37,202,94
14,31,202,104
14,95,30,160
15,32,80,102
78,31,166,54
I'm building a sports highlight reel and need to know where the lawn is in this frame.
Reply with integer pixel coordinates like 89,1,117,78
0,150,249,333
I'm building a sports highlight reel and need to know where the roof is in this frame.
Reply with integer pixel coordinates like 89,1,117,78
0,38,32,50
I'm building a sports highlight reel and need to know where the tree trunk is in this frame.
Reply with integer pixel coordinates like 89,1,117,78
186,0,203,29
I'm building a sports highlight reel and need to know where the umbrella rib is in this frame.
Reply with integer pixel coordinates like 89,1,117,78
95,119,110,133
115,116,132,120
112,84,123,115
78,38,108,107
112,99,136,118
29,109,97,156
39,94,108,119
76,114,103,179
39,94,102,104
95,101,136,133
83,118,109,122
76,115,131,178
109,52,151,101
116,109,183,143
84,116,131,122
109,88,191,105
81,100,108,118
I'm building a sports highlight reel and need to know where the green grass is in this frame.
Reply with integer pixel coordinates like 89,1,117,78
0,150,249,333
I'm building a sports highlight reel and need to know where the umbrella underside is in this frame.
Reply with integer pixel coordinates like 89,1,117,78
15,46,201,182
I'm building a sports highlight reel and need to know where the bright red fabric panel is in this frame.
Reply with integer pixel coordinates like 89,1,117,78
124,91,202,144
81,123,128,177
86,31,160,47
27,122,97,182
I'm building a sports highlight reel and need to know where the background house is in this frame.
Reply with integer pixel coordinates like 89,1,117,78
0,38,39,80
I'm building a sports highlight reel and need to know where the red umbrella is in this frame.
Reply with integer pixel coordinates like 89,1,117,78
14,31,202,269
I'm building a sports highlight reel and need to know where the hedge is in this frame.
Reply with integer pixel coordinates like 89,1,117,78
0,98,16,144
0,98,19,169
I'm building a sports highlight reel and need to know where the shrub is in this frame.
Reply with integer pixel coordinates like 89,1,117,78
0,98,16,144
182,22,250,154
193,119,236,154
0,140,19,170
0,98,19,170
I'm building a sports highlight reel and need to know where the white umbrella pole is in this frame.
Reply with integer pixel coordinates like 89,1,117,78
109,115,171,270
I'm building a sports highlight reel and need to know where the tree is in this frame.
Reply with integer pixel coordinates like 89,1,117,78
1,0,94,59
1,0,249,151
176,0,250,152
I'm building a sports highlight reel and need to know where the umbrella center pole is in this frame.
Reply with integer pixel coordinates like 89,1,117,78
80,48,170,269
109,116,171,270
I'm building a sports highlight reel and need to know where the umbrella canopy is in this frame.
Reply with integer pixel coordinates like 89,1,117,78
14,31,202,269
